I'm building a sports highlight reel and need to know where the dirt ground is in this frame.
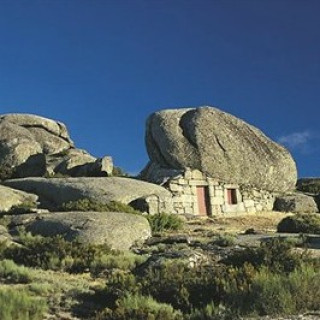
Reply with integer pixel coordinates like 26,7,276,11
186,211,292,234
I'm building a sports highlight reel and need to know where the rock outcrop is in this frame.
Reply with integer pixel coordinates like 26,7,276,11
141,106,297,192
273,193,318,214
0,113,113,179
296,178,320,195
8,211,151,250
0,185,38,212
3,177,173,214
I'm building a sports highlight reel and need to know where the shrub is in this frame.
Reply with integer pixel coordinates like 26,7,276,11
140,260,254,312
242,263,320,316
0,287,47,320
0,259,33,283
188,303,236,320
3,231,112,273
223,238,302,273
4,201,37,215
277,214,320,234
212,234,236,247
247,268,294,315
96,294,183,320
90,251,147,276
146,213,184,233
61,198,141,214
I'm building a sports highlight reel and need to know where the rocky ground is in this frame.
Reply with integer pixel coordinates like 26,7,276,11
1,211,320,319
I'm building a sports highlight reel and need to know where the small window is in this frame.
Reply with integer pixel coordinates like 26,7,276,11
227,189,237,205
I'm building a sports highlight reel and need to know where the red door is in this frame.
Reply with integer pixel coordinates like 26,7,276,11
197,186,211,215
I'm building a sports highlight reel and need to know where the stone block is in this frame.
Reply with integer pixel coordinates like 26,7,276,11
207,178,219,185
177,178,188,185
183,186,192,195
184,168,192,180
209,187,215,196
246,207,256,213
189,179,207,186
243,200,255,208
224,184,239,189
210,205,222,215
215,190,224,197
169,183,183,192
192,169,204,179
210,197,224,205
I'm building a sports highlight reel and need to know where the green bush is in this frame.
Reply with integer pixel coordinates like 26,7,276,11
0,259,33,284
91,251,147,276
223,238,302,273
0,287,47,320
188,303,236,320
61,198,141,214
4,201,37,215
95,246,320,318
277,214,320,234
146,213,184,233
96,293,183,320
2,231,112,273
243,264,320,316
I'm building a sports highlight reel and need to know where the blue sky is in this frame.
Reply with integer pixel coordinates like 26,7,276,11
0,0,319,177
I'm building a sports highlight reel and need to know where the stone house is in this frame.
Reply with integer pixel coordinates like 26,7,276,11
162,168,274,216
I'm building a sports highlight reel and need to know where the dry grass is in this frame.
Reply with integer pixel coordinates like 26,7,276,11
187,211,293,233
0,266,105,320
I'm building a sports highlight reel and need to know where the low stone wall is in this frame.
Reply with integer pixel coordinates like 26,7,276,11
241,188,275,213
166,169,275,215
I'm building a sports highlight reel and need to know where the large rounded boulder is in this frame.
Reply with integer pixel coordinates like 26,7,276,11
8,211,151,250
0,113,113,178
3,177,173,214
0,185,38,212
142,106,297,192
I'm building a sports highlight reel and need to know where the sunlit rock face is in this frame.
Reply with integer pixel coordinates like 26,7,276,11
141,106,297,192
0,113,112,179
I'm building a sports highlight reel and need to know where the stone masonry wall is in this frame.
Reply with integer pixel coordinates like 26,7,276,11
166,168,275,215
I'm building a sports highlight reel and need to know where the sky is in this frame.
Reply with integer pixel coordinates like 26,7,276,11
0,0,319,178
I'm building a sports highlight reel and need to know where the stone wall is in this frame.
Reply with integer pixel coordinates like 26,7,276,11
166,168,275,215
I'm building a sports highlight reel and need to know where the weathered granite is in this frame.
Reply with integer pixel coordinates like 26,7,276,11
141,106,297,192
0,113,113,178
274,193,319,213
9,211,151,250
3,177,173,214
0,185,38,212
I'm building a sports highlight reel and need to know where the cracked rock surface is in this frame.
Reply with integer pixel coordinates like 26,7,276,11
0,113,112,178
141,106,297,192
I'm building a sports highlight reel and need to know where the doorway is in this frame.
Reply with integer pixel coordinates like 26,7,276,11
196,186,211,215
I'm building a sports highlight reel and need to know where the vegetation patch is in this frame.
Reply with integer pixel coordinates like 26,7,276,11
0,259,34,284
146,213,184,233
96,293,183,320
277,214,320,234
2,201,37,215
0,287,47,320
60,198,142,215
